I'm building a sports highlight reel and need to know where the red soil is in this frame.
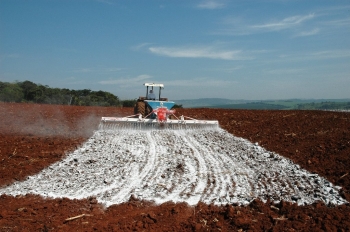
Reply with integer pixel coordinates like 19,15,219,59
0,103,349,231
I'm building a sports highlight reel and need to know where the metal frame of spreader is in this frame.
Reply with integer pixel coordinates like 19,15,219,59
99,112,219,130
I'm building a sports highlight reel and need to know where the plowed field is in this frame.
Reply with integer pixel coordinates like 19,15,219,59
0,103,349,231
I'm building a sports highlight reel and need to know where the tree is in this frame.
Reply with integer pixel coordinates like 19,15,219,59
33,85,47,103
18,80,37,102
0,83,24,102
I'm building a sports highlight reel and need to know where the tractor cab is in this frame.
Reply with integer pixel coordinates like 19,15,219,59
144,83,164,101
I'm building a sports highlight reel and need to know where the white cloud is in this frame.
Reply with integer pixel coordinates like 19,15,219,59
218,13,316,35
99,74,152,86
252,13,315,31
197,0,225,9
149,45,251,60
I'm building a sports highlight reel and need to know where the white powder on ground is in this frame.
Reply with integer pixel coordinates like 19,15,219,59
0,128,347,207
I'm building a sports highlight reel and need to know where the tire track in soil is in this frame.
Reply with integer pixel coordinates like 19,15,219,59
109,131,156,204
173,130,208,205
184,130,235,205
0,128,347,207
140,131,171,202
188,130,253,204
144,131,194,204
140,130,208,205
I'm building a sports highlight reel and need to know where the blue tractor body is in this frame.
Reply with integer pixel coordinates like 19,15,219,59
145,100,175,111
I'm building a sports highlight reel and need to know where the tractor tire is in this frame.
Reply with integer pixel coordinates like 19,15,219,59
134,101,146,117
145,105,152,117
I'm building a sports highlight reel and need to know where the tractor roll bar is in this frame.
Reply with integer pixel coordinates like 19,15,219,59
144,83,164,100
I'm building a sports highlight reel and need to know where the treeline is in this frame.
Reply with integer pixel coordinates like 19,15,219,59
0,80,137,107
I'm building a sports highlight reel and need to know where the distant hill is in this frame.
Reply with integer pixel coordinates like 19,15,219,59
174,98,350,110
174,98,255,108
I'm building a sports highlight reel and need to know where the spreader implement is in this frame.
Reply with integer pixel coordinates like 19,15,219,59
100,105,219,130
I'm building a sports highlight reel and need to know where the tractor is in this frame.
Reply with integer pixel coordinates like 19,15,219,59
134,83,175,119
100,83,218,130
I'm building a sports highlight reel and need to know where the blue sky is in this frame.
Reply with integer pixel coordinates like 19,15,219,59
1,0,350,100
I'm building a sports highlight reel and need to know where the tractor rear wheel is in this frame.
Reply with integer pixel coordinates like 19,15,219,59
134,101,146,117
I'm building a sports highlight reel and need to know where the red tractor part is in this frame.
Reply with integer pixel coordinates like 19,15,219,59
153,107,176,123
